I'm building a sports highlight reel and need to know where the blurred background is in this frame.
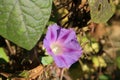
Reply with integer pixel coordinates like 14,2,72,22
0,0,120,80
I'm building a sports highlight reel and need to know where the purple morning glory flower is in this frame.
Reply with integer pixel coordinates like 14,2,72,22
43,24,82,68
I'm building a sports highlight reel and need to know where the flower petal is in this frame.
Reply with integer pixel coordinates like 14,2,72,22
54,54,80,68
58,29,76,44
43,38,55,56
45,24,60,44
60,55,78,68
53,55,70,68
64,39,82,52
53,39,82,68
62,49,82,61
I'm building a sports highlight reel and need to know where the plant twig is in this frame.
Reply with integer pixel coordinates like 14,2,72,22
5,39,15,55
60,68,65,80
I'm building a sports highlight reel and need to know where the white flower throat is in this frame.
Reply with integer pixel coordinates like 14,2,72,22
50,42,62,55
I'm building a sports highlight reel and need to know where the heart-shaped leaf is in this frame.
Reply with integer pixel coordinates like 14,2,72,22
88,0,115,23
0,47,9,63
41,56,53,66
0,0,52,50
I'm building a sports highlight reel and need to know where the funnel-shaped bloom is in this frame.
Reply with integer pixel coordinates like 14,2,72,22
43,24,82,68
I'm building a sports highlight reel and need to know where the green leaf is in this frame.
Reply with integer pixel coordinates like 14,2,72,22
99,74,110,80
88,0,115,23
0,48,9,63
116,56,120,69
19,70,29,78
41,56,53,66
0,0,52,50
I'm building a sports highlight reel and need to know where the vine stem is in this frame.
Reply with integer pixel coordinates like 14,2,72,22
5,39,15,55
60,68,65,80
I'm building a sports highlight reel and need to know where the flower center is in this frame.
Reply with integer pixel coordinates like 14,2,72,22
50,42,62,55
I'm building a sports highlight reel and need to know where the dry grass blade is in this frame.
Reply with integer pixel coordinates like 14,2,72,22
28,65,44,79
